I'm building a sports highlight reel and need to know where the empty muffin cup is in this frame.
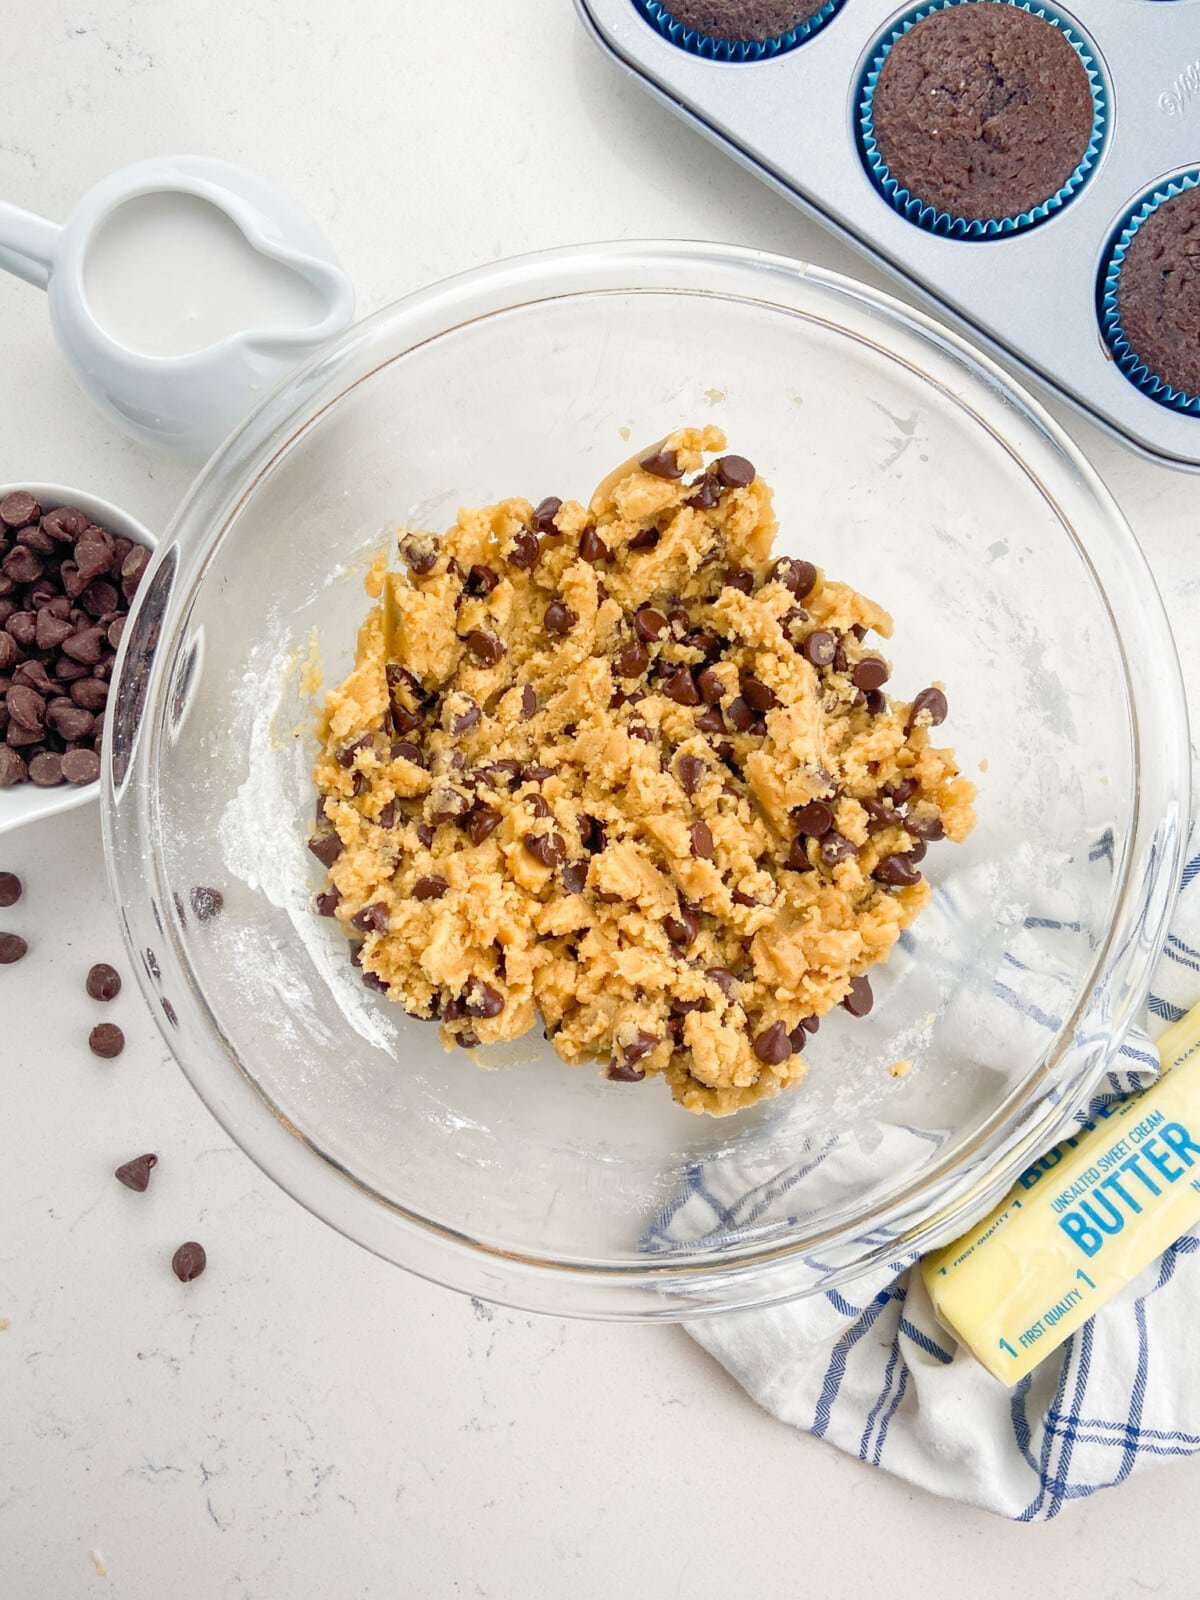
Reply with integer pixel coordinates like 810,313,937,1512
634,0,846,61
1099,172,1200,417
857,0,1107,240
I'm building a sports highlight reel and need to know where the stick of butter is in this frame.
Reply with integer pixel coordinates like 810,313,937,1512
922,1000,1200,1384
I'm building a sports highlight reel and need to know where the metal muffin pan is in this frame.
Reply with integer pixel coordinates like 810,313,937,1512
576,0,1200,469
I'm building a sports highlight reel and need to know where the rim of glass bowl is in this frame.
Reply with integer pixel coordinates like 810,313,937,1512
102,241,1190,1320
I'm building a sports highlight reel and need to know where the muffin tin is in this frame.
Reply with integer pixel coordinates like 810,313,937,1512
575,0,1200,469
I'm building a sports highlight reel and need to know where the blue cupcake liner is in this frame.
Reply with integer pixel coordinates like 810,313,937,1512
1098,171,1200,417
857,0,1108,240
635,0,846,62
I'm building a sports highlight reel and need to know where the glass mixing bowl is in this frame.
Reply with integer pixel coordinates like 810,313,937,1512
103,243,1189,1318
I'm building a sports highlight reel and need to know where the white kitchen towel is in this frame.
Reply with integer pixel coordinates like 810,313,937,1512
686,840,1200,1520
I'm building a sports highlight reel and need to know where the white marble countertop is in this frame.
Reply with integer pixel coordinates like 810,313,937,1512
3,4,1198,1596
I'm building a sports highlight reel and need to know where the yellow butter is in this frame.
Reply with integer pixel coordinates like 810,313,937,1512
922,1001,1200,1384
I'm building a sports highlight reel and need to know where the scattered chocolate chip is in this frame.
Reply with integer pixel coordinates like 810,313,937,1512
460,566,497,601
661,667,700,706
561,861,587,894
739,674,777,713
362,970,389,992
578,525,610,564
677,754,705,796
0,871,21,907
391,740,423,767
627,718,653,743
0,932,27,963
690,821,714,859
842,975,874,1017
525,830,565,868
694,705,725,734
69,677,108,710
314,888,341,916
627,527,660,551
794,800,833,837
429,785,469,824
86,962,122,1001
874,853,923,887
771,558,817,599
466,804,502,845
61,747,100,785
664,907,699,948
463,979,505,1018
694,666,725,706
89,1022,125,1058
7,684,45,729
171,1241,207,1282
907,839,928,864
887,778,918,806
785,838,813,871
908,687,948,730
851,657,889,692
465,629,505,666
714,454,755,488
731,887,758,906
400,534,438,576
706,967,735,998
614,640,649,679
412,874,448,901
685,475,721,510
506,529,540,571
861,797,896,832
724,566,755,595
753,1020,792,1065
27,751,61,786
533,496,563,534
639,448,682,479
864,689,888,717
351,901,390,934
189,888,224,923
607,1059,646,1082
0,750,27,786
444,694,481,735
0,491,40,527
726,696,755,733
115,1153,158,1192
308,832,343,868
544,601,577,636
802,630,837,667
633,607,668,643
903,811,945,841
819,832,857,867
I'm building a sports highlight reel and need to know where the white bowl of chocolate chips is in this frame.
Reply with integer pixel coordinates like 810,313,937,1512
0,484,154,836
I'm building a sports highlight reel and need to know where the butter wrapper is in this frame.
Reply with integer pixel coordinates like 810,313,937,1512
922,1002,1200,1384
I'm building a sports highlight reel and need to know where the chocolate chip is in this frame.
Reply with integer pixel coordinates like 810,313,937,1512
1,546,43,584
391,740,424,767
579,525,610,564
771,558,817,599
28,751,63,786
607,1058,646,1083
515,685,536,723
819,832,857,867
714,454,755,488
724,567,755,595
308,832,343,868
908,687,948,730
903,811,945,841
35,609,74,650
785,837,813,871
0,491,40,527
833,639,849,674
444,694,481,735
47,701,94,746
664,907,698,948
614,640,649,679
865,689,887,717
677,754,705,795
41,506,87,542
907,840,928,864
690,821,714,859
89,1022,125,1058
0,932,27,963
627,527,659,551
753,1020,792,1065
874,853,923,887
634,607,668,643
639,448,682,479
852,657,889,692
609,1027,657,1079
171,1242,207,1282
524,764,554,783
739,674,777,713
861,797,896,832
525,830,565,868
412,875,448,901
465,564,499,597
61,748,100,785
887,778,918,806
726,696,754,733
694,705,725,734
6,611,36,649
525,795,549,820
789,1017,820,1050
80,579,120,618
463,979,505,1018
0,750,27,786
477,759,522,791
429,785,469,824
842,976,874,1017
314,888,341,917
506,529,540,571
693,666,724,706
362,970,390,992
802,630,837,668
0,872,21,907
7,685,44,730
69,677,108,711
466,804,502,845
15,522,54,554
794,800,833,836
86,962,122,1001
685,475,721,511
465,629,505,666
583,815,607,852
706,967,735,998
627,719,653,743
561,861,587,894
62,625,105,665
115,1153,158,1192
544,601,576,636
661,667,700,706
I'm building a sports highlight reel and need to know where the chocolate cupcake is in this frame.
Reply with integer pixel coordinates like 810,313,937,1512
638,0,845,60
859,1,1106,238
1100,177,1200,412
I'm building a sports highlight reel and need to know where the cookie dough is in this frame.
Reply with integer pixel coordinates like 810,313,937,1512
311,427,976,1116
